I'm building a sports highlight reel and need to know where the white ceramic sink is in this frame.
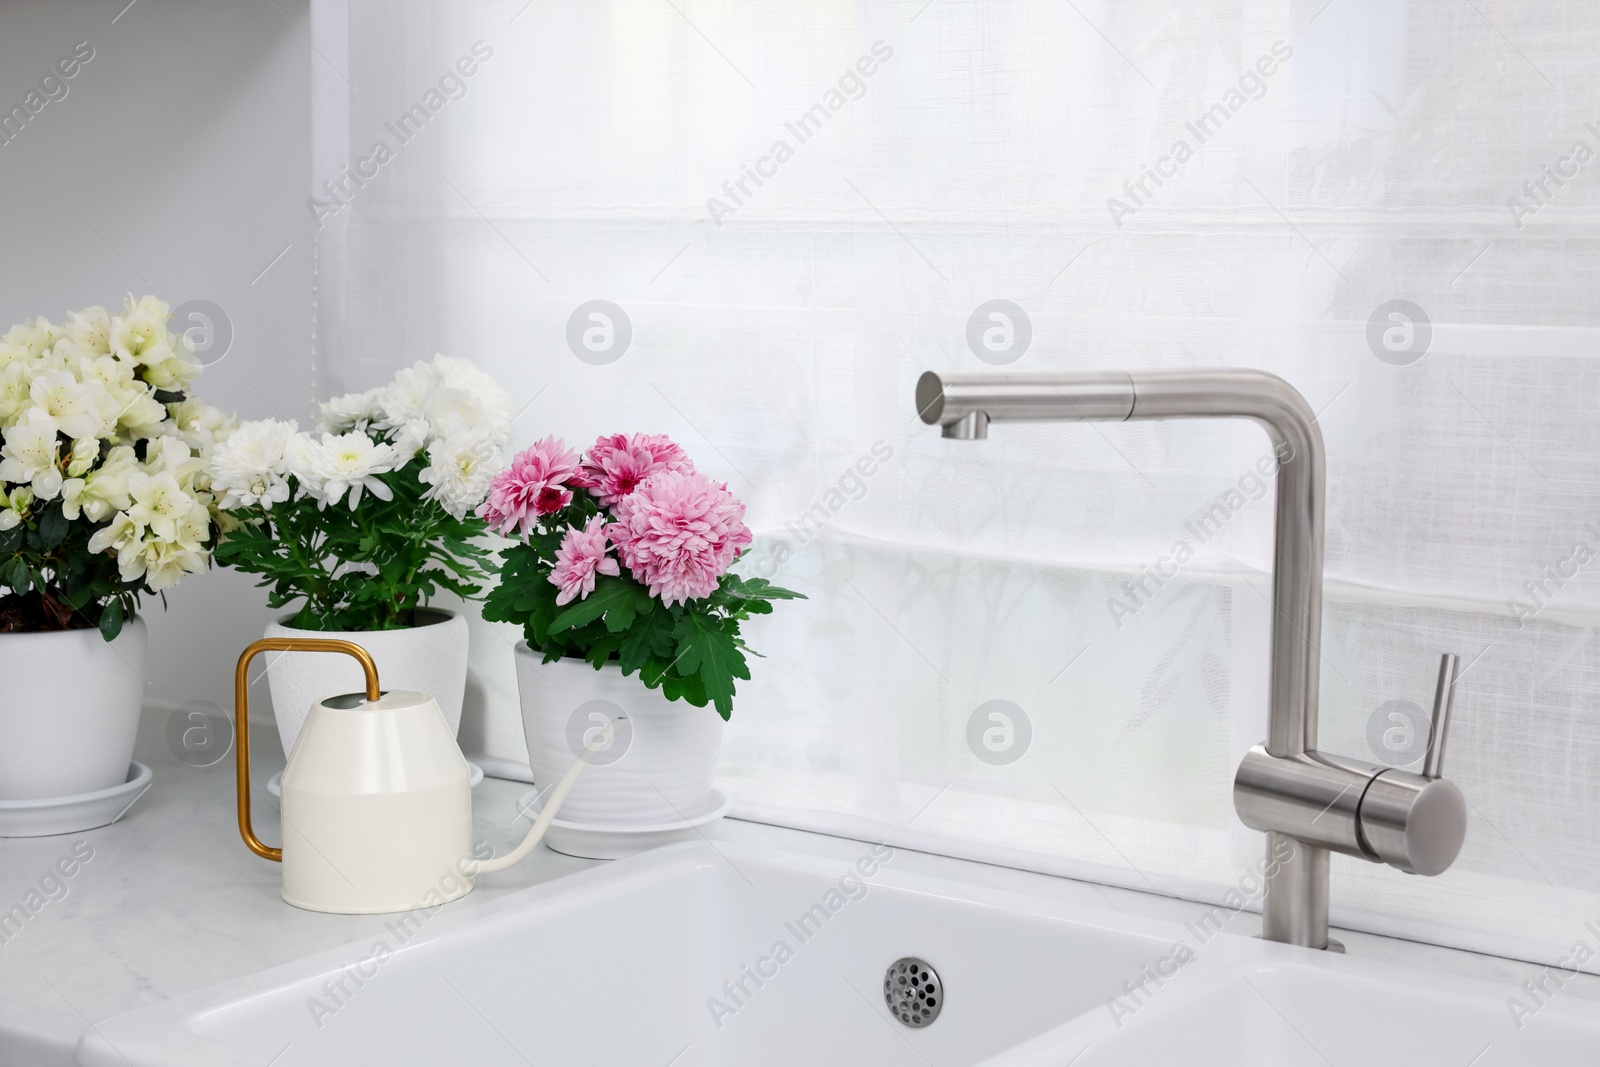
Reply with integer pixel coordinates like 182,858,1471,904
80,841,1600,1066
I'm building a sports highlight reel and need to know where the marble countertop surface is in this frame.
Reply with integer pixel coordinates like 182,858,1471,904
3,706,1597,1066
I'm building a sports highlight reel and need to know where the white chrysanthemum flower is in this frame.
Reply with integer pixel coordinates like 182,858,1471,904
316,389,380,435
373,362,440,434
211,419,298,510
418,428,500,519
307,431,400,510
430,354,511,447
387,417,429,461
0,408,63,500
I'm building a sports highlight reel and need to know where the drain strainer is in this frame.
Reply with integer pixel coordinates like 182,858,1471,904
884,957,942,1027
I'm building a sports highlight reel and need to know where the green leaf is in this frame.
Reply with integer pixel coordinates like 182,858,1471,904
725,575,807,601
671,612,748,719
548,577,638,634
603,583,653,634
2,558,28,592
618,607,677,675
37,504,69,549
98,598,124,642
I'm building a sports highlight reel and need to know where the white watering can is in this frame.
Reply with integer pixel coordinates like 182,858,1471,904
234,638,609,914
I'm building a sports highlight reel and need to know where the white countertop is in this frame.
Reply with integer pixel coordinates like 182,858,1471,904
3,706,1597,1066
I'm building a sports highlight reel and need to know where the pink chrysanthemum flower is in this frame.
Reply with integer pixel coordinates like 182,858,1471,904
478,436,580,536
607,469,752,606
549,515,621,605
572,432,694,506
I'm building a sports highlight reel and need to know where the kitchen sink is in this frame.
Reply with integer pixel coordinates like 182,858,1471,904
79,840,1600,1066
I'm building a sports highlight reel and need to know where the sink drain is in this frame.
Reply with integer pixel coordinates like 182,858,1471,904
884,957,942,1027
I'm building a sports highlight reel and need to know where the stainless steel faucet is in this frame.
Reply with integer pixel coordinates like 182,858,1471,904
915,368,1468,950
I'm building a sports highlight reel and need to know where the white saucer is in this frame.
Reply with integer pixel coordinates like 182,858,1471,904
265,760,484,798
512,787,734,860
0,762,153,838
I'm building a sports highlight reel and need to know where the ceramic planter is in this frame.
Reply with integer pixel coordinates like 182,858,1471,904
265,609,468,758
0,616,148,801
516,643,724,826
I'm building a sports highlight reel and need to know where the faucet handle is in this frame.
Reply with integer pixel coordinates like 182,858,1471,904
1356,651,1467,875
1422,652,1458,779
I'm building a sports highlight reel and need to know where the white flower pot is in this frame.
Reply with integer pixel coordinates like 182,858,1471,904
0,617,148,801
266,609,468,759
516,644,724,826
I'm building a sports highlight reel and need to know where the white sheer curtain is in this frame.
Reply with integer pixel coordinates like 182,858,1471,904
311,0,1600,971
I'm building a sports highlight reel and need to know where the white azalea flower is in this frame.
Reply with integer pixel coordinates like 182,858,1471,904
116,389,170,438
0,361,34,429
142,435,205,486
168,397,238,457
0,297,228,601
111,295,197,390
418,428,500,519
0,408,63,500
210,419,298,510
61,446,136,522
126,471,193,541
306,431,400,510
138,537,208,590
30,369,116,440
87,511,147,580
63,306,112,355
65,437,100,478
3,317,61,360
0,486,33,531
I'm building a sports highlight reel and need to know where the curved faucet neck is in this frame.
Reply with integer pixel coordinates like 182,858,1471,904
917,368,1326,758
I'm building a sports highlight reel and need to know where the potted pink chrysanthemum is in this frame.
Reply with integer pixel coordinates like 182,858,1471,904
481,434,802,841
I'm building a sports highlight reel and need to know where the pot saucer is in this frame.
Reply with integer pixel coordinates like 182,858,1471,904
0,762,153,838
512,787,734,860
265,760,484,798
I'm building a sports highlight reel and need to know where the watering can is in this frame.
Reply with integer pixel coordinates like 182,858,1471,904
234,638,611,914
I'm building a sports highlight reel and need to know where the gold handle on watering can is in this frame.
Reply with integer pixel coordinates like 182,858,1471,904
233,638,382,862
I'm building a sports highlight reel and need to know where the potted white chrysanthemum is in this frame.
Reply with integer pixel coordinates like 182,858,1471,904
0,296,234,807
209,355,509,758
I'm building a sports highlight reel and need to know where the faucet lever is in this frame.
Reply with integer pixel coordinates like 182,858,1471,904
1423,652,1458,780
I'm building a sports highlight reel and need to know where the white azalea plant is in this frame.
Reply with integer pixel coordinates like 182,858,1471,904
0,296,235,640
209,355,510,631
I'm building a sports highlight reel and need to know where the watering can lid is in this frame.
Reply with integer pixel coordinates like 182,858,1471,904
317,689,437,711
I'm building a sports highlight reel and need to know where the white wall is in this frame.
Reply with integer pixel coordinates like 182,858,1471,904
0,0,312,713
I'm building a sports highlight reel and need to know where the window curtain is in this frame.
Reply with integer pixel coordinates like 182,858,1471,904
311,0,1600,972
